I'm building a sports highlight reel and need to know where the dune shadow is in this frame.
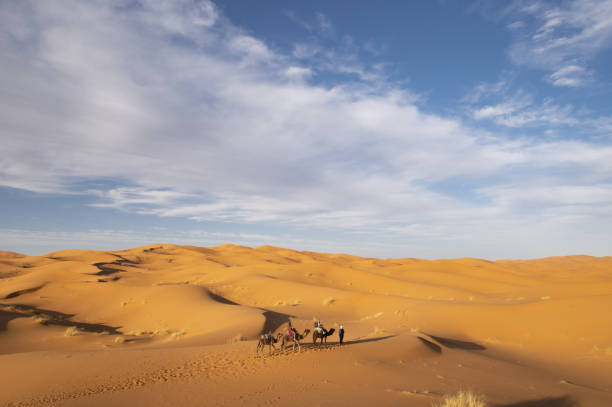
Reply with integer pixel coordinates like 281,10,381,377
0,309,24,331
4,285,44,299
422,332,486,350
289,335,394,351
493,396,578,407
260,310,294,335
0,303,121,334
344,335,395,345
417,336,443,353
91,254,138,276
207,291,240,305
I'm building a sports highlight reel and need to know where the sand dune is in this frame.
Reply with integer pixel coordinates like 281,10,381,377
1,244,611,406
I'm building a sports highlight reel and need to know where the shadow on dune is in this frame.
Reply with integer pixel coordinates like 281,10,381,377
0,303,121,334
202,290,294,337
343,335,395,345
422,332,486,350
207,291,240,305
493,396,578,407
417,336,443,353
0,309,24,331
91,254,139,276
261,310,294,335
3,285,45,299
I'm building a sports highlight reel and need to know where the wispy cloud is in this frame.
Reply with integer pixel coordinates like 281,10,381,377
466,78,579,128
502,0,612,86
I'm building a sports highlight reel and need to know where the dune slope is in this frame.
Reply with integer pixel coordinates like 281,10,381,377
1,244,611,406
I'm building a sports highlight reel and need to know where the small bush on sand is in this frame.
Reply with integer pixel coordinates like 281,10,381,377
115,336,126,344
32,314,51,325
433,390,487,407
126,330,153,336
168,329,186,341
64,326,80,336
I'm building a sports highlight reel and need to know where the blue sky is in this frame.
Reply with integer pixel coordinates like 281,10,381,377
1,0,612,259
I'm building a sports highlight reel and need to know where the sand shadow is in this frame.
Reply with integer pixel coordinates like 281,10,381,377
260,310,294,335
285,335,394,352
91,254,138,276
0,309,24,331
422,332,486,350
0,303,121,334
342,335,394,345
4,285,44,299
207,291,240,306
493,396,578,407
417,336,443,353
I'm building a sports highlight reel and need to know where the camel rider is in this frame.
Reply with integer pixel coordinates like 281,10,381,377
314,320,327,335
287,320,297,338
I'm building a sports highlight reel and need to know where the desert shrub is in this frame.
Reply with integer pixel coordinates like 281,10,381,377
126,330,153,336
64,326,80,336
31,314,51,325
114,336,126,344
433,390,487,407
168,329,186,341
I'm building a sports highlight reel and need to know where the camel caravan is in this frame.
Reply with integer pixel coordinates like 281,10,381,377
256,319,336,355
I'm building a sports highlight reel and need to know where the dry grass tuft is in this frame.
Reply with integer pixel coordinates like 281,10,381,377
31,314,51,325
126,330,153,336
274,300,287,306
433,390,487,407
168,329,186,341
322,297,335,306
114,336,126,344
64,326,80,337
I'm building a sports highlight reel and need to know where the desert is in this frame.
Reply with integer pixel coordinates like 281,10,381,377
1,244,611,407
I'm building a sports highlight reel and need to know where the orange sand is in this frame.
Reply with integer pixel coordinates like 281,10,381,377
1,244,611,406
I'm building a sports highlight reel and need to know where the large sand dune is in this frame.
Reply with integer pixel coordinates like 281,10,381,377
1,244,611,406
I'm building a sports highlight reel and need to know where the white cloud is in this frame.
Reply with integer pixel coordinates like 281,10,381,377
548,64,591,87
1,0,612,258
469,89,577,128
504,0,612,86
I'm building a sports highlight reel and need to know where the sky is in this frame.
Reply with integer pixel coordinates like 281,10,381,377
1,0,612,259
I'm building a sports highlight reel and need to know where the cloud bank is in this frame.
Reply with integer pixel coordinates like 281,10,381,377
1,0,611,257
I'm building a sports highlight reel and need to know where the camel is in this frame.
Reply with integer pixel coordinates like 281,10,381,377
281,328,310,352
312,327,335,345
256,332,283,355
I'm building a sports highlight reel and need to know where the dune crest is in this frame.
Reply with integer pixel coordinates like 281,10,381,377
1,244,611,406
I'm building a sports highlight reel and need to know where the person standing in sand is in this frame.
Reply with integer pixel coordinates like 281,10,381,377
339,324,345,344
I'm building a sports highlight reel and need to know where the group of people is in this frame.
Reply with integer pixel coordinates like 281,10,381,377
286,319,345,344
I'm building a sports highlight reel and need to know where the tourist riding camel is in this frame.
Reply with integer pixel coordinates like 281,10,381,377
281,323,311,352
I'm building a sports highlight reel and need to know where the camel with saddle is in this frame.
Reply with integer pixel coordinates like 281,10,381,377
256,332,283,355
312,326,335,345
281,328,310,352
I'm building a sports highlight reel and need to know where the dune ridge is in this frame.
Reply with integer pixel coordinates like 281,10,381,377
1,244,611,406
